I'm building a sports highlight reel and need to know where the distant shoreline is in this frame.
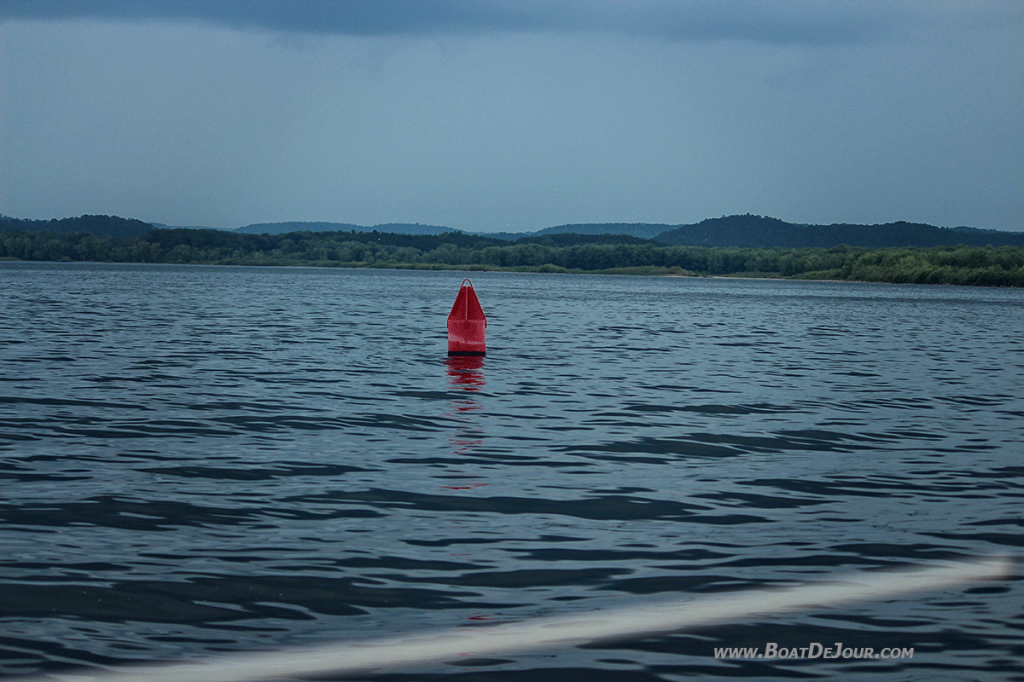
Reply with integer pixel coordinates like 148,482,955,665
3,215,1023,287
3,256,1022,288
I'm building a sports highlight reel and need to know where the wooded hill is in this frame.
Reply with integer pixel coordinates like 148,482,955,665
652,214,1024,248
3,212,1022,249
0,214,153,239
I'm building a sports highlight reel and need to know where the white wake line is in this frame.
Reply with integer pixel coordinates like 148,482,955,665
33,556,1013,682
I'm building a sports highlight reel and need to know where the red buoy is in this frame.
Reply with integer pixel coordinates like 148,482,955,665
447,279,486,356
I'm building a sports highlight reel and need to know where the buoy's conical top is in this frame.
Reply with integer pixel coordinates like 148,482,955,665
448,279,486,322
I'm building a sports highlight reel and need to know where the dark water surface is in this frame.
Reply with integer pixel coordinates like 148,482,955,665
1,262,1022,681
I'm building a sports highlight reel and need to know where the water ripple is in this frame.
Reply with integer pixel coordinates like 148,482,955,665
2,264,1023,680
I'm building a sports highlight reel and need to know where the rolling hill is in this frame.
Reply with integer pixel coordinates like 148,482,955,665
653,215,1024,248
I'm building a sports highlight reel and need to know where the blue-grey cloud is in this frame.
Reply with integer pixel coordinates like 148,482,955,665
0,0,907,45
2,0,1020,232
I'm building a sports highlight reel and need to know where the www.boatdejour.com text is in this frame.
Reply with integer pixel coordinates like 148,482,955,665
715,643,914,660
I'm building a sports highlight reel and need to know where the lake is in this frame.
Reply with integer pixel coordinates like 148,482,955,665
1,262,1022,681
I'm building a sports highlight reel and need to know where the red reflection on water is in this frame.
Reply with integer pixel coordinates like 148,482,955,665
447,436,484,456
446,356,485,391
441,356,489,492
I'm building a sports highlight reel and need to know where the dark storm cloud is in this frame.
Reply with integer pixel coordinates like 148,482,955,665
0,0,903,45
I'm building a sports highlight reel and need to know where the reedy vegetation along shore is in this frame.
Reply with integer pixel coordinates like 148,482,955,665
2,227,1023,287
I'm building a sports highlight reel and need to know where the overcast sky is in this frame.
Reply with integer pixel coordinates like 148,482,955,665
1,1,1021,232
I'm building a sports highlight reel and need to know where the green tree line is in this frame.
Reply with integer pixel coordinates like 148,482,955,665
2,227,1023,287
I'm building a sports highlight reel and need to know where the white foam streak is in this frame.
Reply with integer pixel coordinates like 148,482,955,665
32,556,1013,682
